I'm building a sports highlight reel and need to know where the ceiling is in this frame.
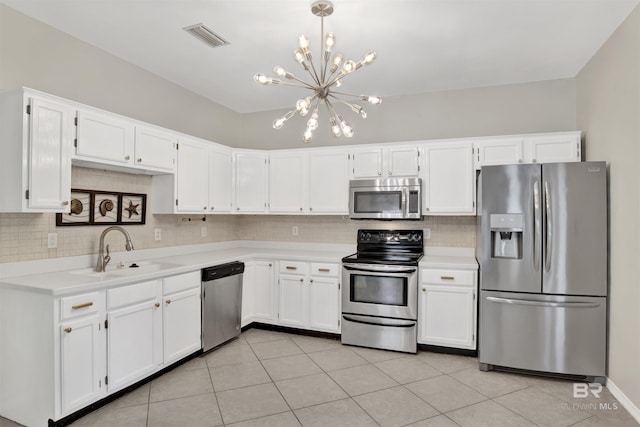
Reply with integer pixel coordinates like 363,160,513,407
2,0,638,114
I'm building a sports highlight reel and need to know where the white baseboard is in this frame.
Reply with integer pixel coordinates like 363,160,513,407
607,377,640,423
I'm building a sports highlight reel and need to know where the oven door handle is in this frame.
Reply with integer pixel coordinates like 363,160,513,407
343,265,417,274
342,314,416,328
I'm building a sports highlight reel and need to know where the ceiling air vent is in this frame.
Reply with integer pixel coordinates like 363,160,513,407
183,23,230,48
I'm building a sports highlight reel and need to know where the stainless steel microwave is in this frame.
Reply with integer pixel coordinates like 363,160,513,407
349,178,422,220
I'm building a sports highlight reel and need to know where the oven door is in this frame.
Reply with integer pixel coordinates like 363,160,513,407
342,263,418,320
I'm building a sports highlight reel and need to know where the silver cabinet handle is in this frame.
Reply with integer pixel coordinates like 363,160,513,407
286,266,297,270
137,158,142,163
377,171,382,176
318,268,330,272
440,276,455,280
125,155,130,160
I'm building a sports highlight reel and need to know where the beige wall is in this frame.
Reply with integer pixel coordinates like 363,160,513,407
576,4,640,411
239,79,577,149
0,4,241,146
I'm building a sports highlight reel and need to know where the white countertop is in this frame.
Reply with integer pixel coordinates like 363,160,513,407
0,241,477,296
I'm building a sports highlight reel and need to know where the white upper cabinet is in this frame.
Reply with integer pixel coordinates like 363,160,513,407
133,126,176,172
474,132,581,169
351,146,420,178
235,150,268,213
209,146,233,213
269,151,306,213
525,132,581,164
175,138,210,213
421,141,476,215
308,148,349,214
474,137,525,168
351,148,384,178
0,89,73,213
75,109,134,165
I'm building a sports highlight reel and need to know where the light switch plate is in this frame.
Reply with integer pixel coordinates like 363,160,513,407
423,228,431,240
201,226,207,237
47,233,57,249
154,228,162,241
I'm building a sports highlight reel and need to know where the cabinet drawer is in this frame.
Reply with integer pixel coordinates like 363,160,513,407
163,271,200,295
279,261,308,275
60,292,102,321
311,263,339,277
107,280,160,310
421,269,475,286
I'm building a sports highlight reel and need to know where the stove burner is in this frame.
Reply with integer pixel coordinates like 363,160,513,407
343,229,424,266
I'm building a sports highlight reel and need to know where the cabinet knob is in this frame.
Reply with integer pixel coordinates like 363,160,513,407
388,171,393,176
63,200,69,206
378,171,382,176
125,155,131,160
155,302,160,308
210,207,215,210
165,299,172,305
310,279,314,284
269,263,272,267
64,327,72,333
310,207,313,211
204,206,207,210
299,278,303,283
518,159,523,163
425,207,430,211
237,207,240,211
532,159,537,163
300,208,303,211
422,288,426,292
137,158,142,163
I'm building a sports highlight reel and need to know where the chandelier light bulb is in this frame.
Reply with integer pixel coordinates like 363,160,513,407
338,115,354,138
361,95,382,105
324,32,336,51
298,34,310,52
303,128,313,143
361,51,377,66
254,73,271,85
342,60,357,74
294,49,306,64
307,110,319,130
273,66,287,77
273,118,286,129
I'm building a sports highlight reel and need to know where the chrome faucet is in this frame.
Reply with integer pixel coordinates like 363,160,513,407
96,226,135,272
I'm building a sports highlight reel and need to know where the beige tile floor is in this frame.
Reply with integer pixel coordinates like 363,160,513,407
1,328,637,427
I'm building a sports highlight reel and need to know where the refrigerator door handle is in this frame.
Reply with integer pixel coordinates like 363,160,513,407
544,181,552,272
486,296,600,309
533,180,541,271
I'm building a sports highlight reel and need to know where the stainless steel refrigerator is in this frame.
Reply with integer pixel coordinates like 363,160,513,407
477,162,607,383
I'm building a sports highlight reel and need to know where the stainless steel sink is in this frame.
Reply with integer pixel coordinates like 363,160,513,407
70,261,180,278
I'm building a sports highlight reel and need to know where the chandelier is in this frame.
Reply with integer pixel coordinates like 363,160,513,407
254,0,381,143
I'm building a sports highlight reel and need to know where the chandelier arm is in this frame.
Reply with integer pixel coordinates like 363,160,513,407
329,95,357,110
277,80,318,90
324,71,353,88
329,89,363,98
287,75,317,89
324,97,340,120
307,58,322,86
320,14,326,83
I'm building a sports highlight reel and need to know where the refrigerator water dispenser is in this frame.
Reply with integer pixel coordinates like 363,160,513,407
490,214,523,259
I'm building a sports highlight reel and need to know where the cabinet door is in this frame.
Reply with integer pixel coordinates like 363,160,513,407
474,138,524,169
27,98,73,211
308,149,349,214
76,110,134,164
526,133,581,164
418,285,476,349
253,261,276,322
60,314,105,414
269,152,306,213
176,138,209,213
386,146,420,177
235,151,268,213
351,148,383,178
241,262,256,326
308,277,340,333
134,126,176,171
209,147,233,213
278,275,306,328
163,287,201,365
422,142,475,215
107,300,162,392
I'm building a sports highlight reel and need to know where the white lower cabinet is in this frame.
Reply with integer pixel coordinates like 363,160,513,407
277,261,340,333
242,260,276,326
418,268,477,350
162,271,201,365
106,280,163,392
60,295,106,415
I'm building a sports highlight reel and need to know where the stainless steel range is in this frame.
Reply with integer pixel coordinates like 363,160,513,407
341,229,423,353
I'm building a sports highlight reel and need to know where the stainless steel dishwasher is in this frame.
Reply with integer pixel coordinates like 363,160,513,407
201,261,244,352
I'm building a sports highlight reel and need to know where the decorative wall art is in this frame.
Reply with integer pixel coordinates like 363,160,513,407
56,189,147,226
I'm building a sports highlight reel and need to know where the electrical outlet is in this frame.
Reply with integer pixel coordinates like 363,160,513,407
292,226,299,236
423,228,431,240
47,233,57,249
201,226,207,237
154,228,162,241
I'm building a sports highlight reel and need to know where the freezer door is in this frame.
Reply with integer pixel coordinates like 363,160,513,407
479,291,606,377
542,162,607,296
480,164,541,293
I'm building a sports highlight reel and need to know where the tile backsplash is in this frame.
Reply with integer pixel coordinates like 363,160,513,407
0,167,476,264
